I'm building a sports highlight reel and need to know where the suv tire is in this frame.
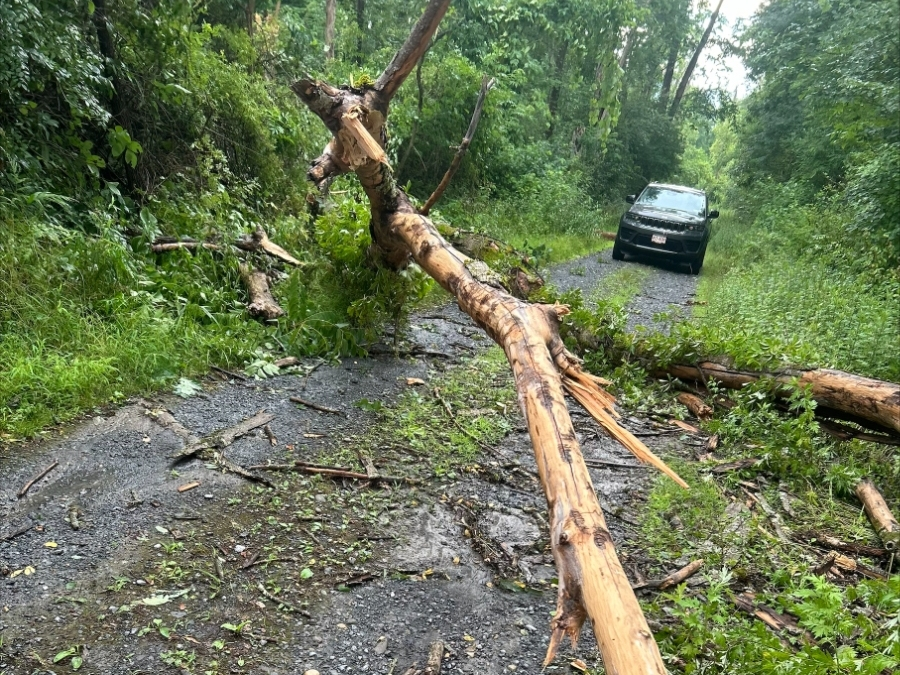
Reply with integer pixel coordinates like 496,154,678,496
688,244,707,275
612,237,625,261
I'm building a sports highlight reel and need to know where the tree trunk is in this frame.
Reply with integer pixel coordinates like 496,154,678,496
669,0,724,117
325,0,337,60
291,1,672,670
658,44,678,111
546,42,569,138
855,479,899,550
659,362,900,435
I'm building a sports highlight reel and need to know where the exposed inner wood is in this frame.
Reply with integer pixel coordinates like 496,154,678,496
239,264,285,320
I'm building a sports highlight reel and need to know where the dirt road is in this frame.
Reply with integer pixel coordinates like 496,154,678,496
1,250,699,675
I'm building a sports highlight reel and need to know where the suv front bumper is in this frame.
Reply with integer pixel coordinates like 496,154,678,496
616,223,706,260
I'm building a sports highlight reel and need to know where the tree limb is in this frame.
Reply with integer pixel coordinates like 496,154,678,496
420,76,494,216
374,0,453,100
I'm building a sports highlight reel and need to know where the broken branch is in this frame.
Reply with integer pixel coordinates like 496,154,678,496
855,479,899,551
235,228,302,266
420,76,495,216
17,460,59,499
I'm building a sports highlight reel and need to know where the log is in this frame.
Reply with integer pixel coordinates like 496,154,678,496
290,2,675,670
239,264,284,320
633,559,704,590
855,479,899,550
676,392,712,420
660,362,900,436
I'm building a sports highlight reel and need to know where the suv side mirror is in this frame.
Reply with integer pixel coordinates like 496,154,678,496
708,210,720,219
625,194,636,204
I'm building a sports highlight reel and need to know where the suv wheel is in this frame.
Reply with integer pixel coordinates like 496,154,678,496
688,245,707,275
612,237,625,261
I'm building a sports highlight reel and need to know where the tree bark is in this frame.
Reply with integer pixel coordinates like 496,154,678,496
355,0,366,63
325,0,336,60
291,2,673,670
659,362,900,435
669,0,724,117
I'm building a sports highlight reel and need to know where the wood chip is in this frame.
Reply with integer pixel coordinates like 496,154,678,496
177,481,201,493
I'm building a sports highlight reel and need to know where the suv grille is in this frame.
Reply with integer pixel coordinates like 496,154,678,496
636,215,686,232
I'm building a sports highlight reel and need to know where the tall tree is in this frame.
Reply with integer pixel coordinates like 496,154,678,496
669,0,724,116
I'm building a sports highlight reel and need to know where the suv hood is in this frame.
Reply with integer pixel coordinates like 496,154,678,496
629,205,705,225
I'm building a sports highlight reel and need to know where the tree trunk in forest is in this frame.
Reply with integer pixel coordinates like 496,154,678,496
325,0,337,60
546,42,569,138
291,1,673,670
659,362,900,435
669,0,724,117
246,0,256,36
658,45,678,112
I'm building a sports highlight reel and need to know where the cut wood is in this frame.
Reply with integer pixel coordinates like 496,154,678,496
17,460,59,499
855,479,899,550
677,392,713,420
240,264,284,320
290,1,674,670
660,362,900,436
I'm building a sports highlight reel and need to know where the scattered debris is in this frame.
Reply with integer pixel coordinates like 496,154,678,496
211,365,247,382
274,356,300,368
709,458,760,474
263,424,277,446
17,460,59,499
247,460,408,484
793,531,888,558
177,481,201,493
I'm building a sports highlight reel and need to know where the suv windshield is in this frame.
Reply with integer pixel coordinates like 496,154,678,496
636,187,705,216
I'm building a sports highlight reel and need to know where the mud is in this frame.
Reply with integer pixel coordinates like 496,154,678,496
1,249,699,675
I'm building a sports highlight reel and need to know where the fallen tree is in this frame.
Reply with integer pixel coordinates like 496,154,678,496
658,362,900,437
291,1,676,670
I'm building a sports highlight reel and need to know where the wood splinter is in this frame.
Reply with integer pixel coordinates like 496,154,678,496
855,479,899,550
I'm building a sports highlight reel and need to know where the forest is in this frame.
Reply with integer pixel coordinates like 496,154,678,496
0,1,898,674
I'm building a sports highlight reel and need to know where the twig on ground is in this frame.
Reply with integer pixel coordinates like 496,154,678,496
289,396,343,415
17,460,59,499
256,582,309,616
433,387,502,458
211,365,247,381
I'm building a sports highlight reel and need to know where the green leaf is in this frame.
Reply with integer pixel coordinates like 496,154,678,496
54,649,76,663
71,656,83,670
300,568,313,580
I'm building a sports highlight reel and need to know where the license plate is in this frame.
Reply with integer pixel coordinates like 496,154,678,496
651,234,667,245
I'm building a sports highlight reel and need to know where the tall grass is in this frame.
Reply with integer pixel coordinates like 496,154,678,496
695,196,900,381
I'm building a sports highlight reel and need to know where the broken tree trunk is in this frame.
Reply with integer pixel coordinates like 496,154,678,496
239,264,284,320
291,1,675,670
669,0,724,117
659,362,900,436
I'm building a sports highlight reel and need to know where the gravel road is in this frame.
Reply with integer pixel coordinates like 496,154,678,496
1,249,699,675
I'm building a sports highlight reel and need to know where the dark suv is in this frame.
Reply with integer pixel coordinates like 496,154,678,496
612,183,719,274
